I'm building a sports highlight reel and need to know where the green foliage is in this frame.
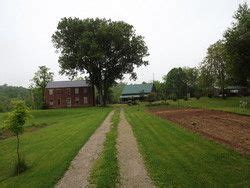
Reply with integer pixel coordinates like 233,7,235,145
183,67,199,97
52,17,149,105
167,97,250,115
147,92,157,102
163,67,187,99
31,66,54,90
0,84,32,112
30,87,43,109
0,107,111,187
224,3,250,86
201,40,228,97
89,110,120,187
153,81,167,100
5,100,30,135
31,66,54,108
110,82,126,103
125,107,250,187
4,100,30,175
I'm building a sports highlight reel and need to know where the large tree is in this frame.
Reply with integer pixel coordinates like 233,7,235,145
163,68,187,99
198,64,216,96
52,18,149,105
183,67,199,97
202,40,228,97
31,66,54,108
224,3,250,86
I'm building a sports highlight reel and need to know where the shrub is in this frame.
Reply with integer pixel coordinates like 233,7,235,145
208,94,213,98
146,101,169,107
195,95,201,100
127,100,139,106
147,93,157,102
5,100,30,175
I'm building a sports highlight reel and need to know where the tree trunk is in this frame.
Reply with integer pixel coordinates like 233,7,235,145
16,134,20,175
97,84,104,106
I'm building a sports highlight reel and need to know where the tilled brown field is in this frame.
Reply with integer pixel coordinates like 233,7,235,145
150,108,250,154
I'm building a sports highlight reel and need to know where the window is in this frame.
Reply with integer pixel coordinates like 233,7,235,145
66,88,71,95
75,97,79,104
83,97,88,104
49,100,53,106
56,89,62,94
75,88,79,94
49,89,53,95
57,98,61,105
83,88,88,94
66,98,71,107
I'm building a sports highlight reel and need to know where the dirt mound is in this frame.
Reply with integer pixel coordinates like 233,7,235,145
150,108,250,154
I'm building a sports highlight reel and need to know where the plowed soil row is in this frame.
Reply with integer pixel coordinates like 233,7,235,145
150,108,250,154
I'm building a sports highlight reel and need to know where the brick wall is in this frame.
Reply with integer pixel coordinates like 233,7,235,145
44,86,95,108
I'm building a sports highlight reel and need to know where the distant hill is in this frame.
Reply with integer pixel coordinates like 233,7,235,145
0,84,31,112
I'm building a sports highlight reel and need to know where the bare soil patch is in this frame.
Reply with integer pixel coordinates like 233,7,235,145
56,111,114,188
117,110,154,188
150,108,250,154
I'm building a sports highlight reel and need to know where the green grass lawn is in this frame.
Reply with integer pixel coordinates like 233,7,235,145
125,106,250,187
0,107,111,188
167,97,250,115
89,109,120,187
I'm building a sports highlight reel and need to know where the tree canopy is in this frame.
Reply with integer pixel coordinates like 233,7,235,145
31,66,54,108
163,68,187,99
52,17,149,105
224,3,250,86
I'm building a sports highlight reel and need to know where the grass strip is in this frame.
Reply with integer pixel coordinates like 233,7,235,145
167,97,250,115
125,106,250,187
0,107,111,187
89,109,120,187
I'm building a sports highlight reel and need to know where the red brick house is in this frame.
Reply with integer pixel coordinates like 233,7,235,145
44,80,95,108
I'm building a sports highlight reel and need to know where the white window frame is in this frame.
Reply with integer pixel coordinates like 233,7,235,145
49,89,53,95
75,88,79,94
49,100,53,106
83,97,88,104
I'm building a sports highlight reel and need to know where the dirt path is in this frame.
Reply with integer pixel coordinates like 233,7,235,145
117,110,154,188
56,111,114,188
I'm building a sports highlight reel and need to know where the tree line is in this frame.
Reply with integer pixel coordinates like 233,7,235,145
154,3,249,100
0,3,248,110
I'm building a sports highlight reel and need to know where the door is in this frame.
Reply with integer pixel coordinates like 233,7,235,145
66,98,71,107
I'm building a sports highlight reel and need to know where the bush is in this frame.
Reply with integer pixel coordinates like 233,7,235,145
127,100,139,106
41,102,48,109
184,96,188,101
146,101,169,107
0,104,3,112
208,94,213,98
147,93,157,102
195,94,201,100
170,93,177,101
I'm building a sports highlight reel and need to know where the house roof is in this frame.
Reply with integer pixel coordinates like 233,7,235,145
121,83,154,95
45,80,90,89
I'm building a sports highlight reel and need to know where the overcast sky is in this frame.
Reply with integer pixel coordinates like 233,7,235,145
0,0,248,87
